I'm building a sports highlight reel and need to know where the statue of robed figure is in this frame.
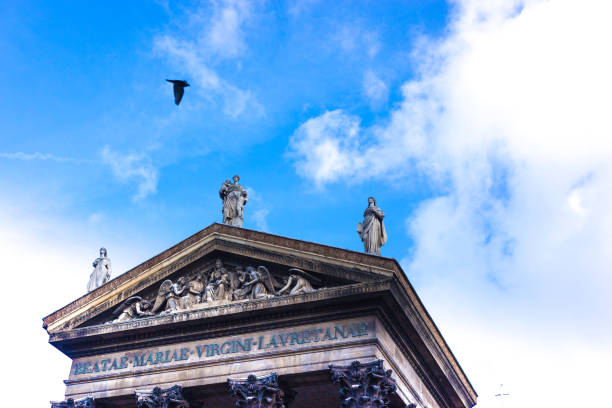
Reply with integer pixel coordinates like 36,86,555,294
219,175,248,227
357,197,387,255
87,247,112,292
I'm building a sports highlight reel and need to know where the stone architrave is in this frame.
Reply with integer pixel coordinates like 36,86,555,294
135,385,191,408
228,373,288,408
50,397,95,408
329,360,397,408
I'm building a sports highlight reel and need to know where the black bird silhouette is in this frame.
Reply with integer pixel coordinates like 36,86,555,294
166,79,190,105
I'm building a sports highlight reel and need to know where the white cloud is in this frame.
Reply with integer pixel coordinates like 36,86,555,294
206,0,252,59
332,24,381,59
101,146,159,200
288,110,364,186
0,151,91,163
0,203,155,406
154,1,262,118
244,187,270,231
290,0,612,405
362,70,388,108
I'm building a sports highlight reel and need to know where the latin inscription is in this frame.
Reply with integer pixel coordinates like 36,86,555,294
72,321,369,377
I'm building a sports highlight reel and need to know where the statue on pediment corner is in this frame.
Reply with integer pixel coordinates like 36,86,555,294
87,247,112,292
220,175,248,227
357,197,387,255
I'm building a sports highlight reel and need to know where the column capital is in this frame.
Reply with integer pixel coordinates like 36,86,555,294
50,397,95,408
228,373,290,408
135,385,191,408
329,359,398,408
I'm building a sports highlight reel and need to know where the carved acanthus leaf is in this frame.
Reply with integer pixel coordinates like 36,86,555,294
50,397,95,408
135,385,190,408
329,360,397,408
228,373,288,408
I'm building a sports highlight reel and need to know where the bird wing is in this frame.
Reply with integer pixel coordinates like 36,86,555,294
174,84,185,105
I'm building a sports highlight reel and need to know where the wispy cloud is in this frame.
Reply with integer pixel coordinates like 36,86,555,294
0,151,92,164
101,146,159,201
332,24,381,59
154,0,262,118
289,0,612,405
362,70,388,109
245,186,270,231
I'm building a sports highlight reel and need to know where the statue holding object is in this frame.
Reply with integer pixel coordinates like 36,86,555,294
220,175,248,227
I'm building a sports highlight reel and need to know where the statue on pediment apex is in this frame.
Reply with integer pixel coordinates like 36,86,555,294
220,175,248,227
87,247,112,292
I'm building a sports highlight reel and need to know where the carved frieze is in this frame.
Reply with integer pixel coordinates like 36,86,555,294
109,258,330,324
50,397,95,408
228,373,288,408
329,360,397,408
135,385,190,408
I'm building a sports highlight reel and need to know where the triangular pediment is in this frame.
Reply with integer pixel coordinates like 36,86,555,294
43,224,400,336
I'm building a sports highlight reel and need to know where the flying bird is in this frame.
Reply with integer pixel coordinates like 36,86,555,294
166,79,190,105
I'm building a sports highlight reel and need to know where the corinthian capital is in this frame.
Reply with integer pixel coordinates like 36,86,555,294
329,360,397,408
135,385,190,408
228,373,290,408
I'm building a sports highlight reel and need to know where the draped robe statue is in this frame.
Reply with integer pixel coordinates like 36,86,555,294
219,175,248,227
87,247,112,292
357,197,387,255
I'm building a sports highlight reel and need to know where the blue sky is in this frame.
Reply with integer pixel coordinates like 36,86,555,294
2,1,612,407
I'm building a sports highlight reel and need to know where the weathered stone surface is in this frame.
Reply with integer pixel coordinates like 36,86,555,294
329,360,397,408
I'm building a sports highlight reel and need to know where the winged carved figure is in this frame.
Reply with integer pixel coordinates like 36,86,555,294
151,279,173,313
112,296,154,322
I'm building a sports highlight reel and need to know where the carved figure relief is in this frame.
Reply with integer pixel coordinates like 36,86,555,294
87,247,112,292
220,175,248,227
329,360,398,408
135,385,190,408
51,397,95,408
228,373,287,408
112,296,154,323
108,259,329,324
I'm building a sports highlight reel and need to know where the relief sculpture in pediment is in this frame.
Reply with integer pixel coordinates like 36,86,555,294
110,259,328,324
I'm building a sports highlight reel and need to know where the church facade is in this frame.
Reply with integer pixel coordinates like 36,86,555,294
43,223,477,408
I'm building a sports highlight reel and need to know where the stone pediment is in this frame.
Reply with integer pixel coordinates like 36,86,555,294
43,223,478,408
43,224,400,338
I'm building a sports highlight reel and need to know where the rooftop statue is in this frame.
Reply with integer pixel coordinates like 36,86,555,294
219,175,249,227
87,247,112,292
357,197,387,255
